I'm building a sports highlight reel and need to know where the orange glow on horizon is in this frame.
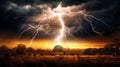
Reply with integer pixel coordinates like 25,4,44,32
0,39,106,49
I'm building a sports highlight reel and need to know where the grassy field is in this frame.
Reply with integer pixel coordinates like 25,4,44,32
0,55,120,67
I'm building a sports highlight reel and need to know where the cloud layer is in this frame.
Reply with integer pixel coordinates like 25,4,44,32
0,0,120,40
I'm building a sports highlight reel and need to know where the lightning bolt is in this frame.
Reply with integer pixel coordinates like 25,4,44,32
55,14,65,45
79,11,110,36
20,3,109,47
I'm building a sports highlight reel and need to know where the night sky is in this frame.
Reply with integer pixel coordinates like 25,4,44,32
0,0,120,48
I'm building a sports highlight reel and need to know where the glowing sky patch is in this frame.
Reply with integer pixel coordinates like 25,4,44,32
1,39,105,49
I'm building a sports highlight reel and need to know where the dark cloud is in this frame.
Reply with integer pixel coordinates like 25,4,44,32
0,0,120,40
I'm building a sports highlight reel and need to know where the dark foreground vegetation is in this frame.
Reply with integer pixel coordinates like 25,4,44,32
0,55,120,67
0,40,120,67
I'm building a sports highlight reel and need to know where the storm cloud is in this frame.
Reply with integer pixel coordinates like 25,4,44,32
0,0,120,40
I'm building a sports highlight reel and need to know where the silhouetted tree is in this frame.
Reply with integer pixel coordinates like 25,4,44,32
113,39,120,55
11,47,17,55
53,45,63,52
104,39,120,56
16,44,26,55
104,43,115,55
36,49,44,55
26,47,35,55
97,48,104,55
0,45,10,55
0,45,11,61
83,48,97,55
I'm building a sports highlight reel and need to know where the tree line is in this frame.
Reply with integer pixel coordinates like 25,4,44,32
0,39,120,56
84,39,120,56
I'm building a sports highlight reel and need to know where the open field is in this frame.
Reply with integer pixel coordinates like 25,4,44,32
0,55,120,67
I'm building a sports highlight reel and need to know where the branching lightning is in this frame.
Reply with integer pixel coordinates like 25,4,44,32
55,14,65,45
20,3,109,47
